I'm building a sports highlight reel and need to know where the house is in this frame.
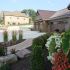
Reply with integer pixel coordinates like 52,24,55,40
0,11,30,25
34,8,70,32
34,10,55,32
49,8,70,32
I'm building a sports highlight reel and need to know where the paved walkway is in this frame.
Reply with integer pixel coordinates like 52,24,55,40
7,39,33,54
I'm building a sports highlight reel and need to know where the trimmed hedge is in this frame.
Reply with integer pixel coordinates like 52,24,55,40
32,34,49,47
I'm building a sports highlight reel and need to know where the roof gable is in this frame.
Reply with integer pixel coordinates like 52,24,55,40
50,8,70,20
36,10,56,20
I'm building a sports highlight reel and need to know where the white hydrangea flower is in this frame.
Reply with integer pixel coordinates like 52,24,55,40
45,33,62,60
45,33,62,49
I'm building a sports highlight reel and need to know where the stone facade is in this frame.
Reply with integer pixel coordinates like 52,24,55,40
0,11,30,25
34,9,70,32
4,15,29,25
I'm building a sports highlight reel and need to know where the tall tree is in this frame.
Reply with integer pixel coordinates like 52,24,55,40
21,9,36,21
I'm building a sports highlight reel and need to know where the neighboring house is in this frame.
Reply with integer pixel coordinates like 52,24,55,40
49,8,70,32
34,8,70,32
34,10,55,32
0,11,30,25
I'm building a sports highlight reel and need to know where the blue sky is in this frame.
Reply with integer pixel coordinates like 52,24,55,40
0,0,70,11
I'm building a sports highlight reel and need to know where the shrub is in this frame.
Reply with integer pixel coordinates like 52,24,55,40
0,46,5,56
67,49,70,63
0,63,10,70
32,34,49,47
12,31,17,42
31,34,52,70
62,30,70,54
3,31,8,42
49,38,56,55
19,30,23,41
31,45,45,70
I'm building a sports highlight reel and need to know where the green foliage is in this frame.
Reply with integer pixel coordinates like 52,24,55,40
67,50,70,64
31,34,49,70
32,34,49,47
33,36,44,46
65,68,70,70
19,30,23,41
0,64,10,70
0,47,5,56
12,31,17,42
21,9,36,21
49,38,56,55
31,45,45,70
62,30,70,54
3,31,8,42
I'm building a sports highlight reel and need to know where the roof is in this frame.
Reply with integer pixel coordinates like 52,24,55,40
50,8,70,20
0,11,29,17
36,10,56,21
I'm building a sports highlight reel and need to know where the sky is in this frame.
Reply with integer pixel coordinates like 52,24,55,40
0,0,70,11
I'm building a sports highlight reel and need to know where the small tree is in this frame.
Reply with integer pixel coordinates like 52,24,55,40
31,45,45,70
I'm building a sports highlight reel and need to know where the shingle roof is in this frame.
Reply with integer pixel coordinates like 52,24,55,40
50,8,70,20
36,10,56,21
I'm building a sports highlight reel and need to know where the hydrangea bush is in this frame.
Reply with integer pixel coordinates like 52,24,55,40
45,30,70,70
45,33,62,60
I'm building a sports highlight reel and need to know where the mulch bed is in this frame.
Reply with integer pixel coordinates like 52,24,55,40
0,39,25,47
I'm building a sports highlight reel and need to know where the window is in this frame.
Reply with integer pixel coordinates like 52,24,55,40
18,23,20,25
8,22,10,24
50,22,53,24
24,18,26,20
17,17,19,19
10,17,12,19
13,23,16,25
